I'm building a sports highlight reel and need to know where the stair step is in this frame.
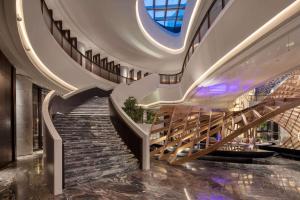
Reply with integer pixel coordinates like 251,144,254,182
52,96,139,188
64,163,139,187
64,148,132,159
65,161,138,178
65,154,136,169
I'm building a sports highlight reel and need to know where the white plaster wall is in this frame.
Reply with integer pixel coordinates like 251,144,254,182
23,0,117,92
137,0,296,106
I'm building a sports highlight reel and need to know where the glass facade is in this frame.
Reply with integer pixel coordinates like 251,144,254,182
144,0,188,33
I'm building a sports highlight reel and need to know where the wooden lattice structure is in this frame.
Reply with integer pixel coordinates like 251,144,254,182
150,70,300,164
269,70,300,149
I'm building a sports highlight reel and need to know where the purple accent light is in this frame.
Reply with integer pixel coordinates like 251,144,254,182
196,81,248,97
216,133,222,142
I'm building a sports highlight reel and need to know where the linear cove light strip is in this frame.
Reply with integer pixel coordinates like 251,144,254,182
16,0,77,92
139,0,300,108
136,0,202,54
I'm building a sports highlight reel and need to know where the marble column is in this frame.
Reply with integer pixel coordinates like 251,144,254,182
16,74,33,156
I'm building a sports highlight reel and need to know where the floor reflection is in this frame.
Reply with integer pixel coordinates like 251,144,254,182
0,152,300,200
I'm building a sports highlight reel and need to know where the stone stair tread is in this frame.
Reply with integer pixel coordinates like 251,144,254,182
64,165,138,187
65,159,138,176
64,147,130,156
52,96,139,188
65,155,137,169
63,141,125,148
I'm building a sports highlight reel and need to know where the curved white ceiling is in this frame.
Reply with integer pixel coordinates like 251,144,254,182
45,0,204,73
136,0,201,54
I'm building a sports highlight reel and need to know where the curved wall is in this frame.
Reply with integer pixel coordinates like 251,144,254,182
136,0,199,53
0,0,65,93
136,0,297,107
22,0,117,92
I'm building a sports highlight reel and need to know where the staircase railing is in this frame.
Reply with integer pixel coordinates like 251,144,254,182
159,0,230,84
42,90,63,195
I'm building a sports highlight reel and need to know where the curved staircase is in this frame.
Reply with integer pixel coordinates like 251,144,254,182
53,96,139,187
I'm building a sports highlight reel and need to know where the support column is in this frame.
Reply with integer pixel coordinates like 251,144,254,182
16,74,33,156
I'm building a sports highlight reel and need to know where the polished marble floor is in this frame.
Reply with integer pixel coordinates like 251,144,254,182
0,152,300,200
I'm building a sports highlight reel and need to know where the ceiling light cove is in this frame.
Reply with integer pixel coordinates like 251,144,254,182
139,0,300,108
136,0,202,54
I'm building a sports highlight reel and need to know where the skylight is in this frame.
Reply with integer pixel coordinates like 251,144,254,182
144,0,188,33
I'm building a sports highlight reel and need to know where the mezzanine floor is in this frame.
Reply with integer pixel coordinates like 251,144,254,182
0,151,300,200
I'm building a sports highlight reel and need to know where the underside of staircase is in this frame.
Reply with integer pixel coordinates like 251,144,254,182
53,96,139,187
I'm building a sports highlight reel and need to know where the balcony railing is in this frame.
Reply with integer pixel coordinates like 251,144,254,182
159,0,230,84
41,0,137,84
41,0,229,85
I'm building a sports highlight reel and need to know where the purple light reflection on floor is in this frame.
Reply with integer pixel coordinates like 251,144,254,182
212,176,230,185
197,193,233,200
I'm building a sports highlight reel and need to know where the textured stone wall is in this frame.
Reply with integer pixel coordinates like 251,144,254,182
16,75,33,156
0,51,15,166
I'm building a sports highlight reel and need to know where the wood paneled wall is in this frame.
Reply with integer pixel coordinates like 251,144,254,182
0,50,15,168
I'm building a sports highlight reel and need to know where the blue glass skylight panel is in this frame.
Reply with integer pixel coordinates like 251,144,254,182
166,10,177,17
165,20,176,27
175,20,182,27
157,21,165,26
144,0,188,33
178,9,184,17
144,0,153,7
155,10,165,18
147,10,154,18
156,0,166,6
181,0,187,5
168,0,179,6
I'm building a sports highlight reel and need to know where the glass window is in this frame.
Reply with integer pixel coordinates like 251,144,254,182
166,10,177,17
200,17,208,39
157,21,165,26
147,10,154,18
175,20,182,27
156,0,166,6
144,0,188,33
144,0,153,7
180,0,187,5
178,9,184,17
168,0,179,6
209,0,222,25
155,10,165,19
165,20,176,27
